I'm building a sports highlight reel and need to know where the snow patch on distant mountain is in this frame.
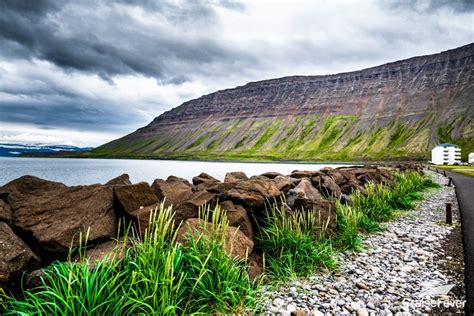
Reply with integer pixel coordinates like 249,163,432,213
0,143,94,157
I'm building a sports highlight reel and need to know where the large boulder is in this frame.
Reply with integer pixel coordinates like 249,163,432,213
152,176,193,208
260,171,283,179
320,168,354,186
0,222,40,286
174,191,217,225
73,239,129,263
340,180,363,195
177,218,253,259
0,197,12,225
286,178,322,209
290,170,324,179
192,173,219,186
114,182,160,217
299,199,338,235
311,175,342,199
220,200,254,240
226,179,281,211
273,175,300,193
105,174,132,186
224,172,248,184
133,204,161,237
206,182,236,196
1,176,118,254
350,167,394,186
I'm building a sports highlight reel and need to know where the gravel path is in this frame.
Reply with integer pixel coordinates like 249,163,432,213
258,171,465,315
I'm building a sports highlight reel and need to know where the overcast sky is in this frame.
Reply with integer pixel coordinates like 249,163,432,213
0,0,473,147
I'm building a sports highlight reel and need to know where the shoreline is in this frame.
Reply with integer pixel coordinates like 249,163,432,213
6,154,424,165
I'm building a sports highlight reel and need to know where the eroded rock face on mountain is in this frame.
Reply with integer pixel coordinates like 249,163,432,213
94,44,474,161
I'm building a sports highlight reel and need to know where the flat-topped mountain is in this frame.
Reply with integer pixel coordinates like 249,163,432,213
94,43,474,161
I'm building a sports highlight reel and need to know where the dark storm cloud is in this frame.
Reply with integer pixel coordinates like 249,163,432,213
0,0,251,137
0,96,140,133
388,0,474,13
0,0,251,82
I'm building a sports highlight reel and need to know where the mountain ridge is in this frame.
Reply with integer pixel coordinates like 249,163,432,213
94,43,474,161
0,143,93,157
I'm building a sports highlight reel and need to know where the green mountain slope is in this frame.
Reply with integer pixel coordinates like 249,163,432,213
93,44,474,161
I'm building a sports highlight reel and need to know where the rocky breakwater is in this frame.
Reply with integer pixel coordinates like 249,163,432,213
0,164,417,292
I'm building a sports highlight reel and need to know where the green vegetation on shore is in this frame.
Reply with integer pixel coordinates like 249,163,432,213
335,172,440,252
433,165,474,177
91,113,473,162
1,171,440,314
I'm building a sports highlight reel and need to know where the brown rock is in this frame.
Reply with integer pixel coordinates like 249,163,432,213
0,222,40,285
73,239,129,263
298,199,338,235
0,198,12,225
249,175,273,181
224,171,248,184
312,175,342,199
260,171,283,179
340,180,363,195
291,310,307,316
290,170,324,179
286,178,322,209
206,182,235,196
114,182,160,216
192,173,219,186
177,218,253,259
152,177,193,208
134,203,161,237
273,175,300,193
248,253,264,280
220,200,254,240
322,168,354,186
26,269,47,289
352,167,394,186
174,191,217,225
105,174,132,186
226,179,281,211
1,176,118,254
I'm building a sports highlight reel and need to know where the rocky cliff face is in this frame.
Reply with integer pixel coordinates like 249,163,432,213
94,43,474,161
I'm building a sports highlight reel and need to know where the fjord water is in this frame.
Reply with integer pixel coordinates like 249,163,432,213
0,157,349,186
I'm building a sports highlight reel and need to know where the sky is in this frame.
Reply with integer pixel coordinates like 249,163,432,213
0,0,473,147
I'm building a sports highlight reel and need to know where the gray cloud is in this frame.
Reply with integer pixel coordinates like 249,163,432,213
0,0,472,146
0,0,252,83
388,0,474,13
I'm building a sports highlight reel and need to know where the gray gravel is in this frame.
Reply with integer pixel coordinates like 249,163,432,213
257,171,465,315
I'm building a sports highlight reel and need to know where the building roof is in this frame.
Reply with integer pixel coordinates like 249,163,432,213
435,143,460,148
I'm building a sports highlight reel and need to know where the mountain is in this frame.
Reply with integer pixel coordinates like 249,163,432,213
0,144,93,157
93,44,474,161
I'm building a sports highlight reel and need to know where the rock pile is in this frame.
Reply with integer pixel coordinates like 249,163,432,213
0,164,410,291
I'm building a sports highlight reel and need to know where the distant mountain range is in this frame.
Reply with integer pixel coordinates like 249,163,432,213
95,43,474,162
0,143,93,157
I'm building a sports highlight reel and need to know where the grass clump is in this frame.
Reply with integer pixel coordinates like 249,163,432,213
255,202,335,281
335,202,363,251
335,171,441,251
1,204,257,315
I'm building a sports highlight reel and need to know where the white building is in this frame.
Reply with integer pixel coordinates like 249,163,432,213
431,144,461,165
469,152,474,165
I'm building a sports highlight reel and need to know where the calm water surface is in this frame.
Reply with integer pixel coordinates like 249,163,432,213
0,157,350,186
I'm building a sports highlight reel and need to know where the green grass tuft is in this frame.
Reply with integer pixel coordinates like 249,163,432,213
255,201,335,281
